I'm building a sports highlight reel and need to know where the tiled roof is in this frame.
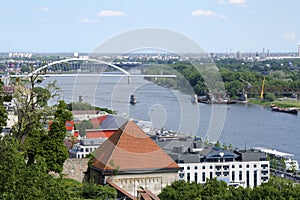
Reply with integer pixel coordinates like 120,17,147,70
90,115,108,129
86,129,116,139
93,121,180,171
99,115,128,130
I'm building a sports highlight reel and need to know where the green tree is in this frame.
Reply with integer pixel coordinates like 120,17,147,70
82,182,117,200
0,80,8,129
78,120,93,137
0,137,71,199
11,77,70,172
40,100,73,173
264,92,276,101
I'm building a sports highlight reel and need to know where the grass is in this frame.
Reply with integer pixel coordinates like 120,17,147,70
249,99,300,109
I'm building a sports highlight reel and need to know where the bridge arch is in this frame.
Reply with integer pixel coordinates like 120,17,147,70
28,57,131,76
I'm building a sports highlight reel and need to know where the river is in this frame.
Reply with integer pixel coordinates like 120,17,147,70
42,76,300,163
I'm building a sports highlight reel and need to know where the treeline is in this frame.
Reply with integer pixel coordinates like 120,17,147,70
159,178,300,200
67,102,115,114
145,58,300,99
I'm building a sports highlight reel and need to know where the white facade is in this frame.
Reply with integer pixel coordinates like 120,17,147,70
69,144,99,158
179,160,269,188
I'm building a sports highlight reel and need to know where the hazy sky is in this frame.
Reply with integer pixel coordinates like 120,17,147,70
1,0,299,53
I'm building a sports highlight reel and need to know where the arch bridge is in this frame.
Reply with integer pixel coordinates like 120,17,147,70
10,57,176,83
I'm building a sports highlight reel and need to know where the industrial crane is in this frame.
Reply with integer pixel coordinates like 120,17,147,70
260,77,265,99
239,78,252,101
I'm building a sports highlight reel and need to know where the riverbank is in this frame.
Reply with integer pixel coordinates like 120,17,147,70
249,99,300,109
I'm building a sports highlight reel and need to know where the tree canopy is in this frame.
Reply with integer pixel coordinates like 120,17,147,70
159,178,300,200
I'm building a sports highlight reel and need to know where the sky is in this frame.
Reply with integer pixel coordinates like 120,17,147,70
0,0,299,53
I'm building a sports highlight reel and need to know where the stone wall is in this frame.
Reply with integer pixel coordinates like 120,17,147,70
61,158,89,182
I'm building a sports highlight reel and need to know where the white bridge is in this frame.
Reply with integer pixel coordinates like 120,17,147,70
9,57,176,83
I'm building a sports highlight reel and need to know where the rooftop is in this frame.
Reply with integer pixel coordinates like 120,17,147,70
93,121,180,172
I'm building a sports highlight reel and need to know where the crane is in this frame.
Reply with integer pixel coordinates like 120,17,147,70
260,77,265,99
239,78,252,101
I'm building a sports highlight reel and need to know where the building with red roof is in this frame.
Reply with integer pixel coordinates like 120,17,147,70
90,120,180,197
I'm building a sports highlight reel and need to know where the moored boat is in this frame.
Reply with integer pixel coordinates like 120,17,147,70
270,105,298,115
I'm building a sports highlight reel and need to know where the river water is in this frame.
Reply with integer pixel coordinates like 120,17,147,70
43,76,300,163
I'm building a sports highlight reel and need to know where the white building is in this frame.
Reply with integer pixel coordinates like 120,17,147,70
69,138,106,158
157,139,270,188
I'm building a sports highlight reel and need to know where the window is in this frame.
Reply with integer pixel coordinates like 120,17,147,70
232,165,235,168
246,171,250,187
85,148,89,152
194,166,198,170
210,172,213,179
239,165,242,168
261,164,268,169
254,171,257,187
239,171,242,181
187,166,190,170
261,170,268,175
202,166,205,170
179,173,184,179
246,165,249,168
194,173,198,183
187,173,190,182
232,171,235,181
210,166,213,169
254,164,257,168
202,172,206,182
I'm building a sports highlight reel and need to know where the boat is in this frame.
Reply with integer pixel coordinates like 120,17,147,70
129,95,137,105
252,147,299,172
197,94,236,104
270,105,298,115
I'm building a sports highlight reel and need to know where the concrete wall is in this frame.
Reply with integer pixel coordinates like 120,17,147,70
61,158,89,182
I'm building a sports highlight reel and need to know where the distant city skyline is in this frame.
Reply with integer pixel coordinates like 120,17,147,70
1,0,299,53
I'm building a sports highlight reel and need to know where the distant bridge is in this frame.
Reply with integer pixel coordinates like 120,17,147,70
9,57,176,81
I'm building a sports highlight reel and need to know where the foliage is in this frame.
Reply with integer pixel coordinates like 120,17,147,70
11,78,71,173
159,177,300,200
78,120,93,137
145,58,300,100
264,92,276,101
67,102,115,114
40,100,72,173
0,137,71,200
82,182,117,200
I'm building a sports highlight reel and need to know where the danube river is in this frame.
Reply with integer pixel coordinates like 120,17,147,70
43,76,300,163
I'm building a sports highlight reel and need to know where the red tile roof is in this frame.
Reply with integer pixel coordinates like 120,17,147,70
93,121,180,171
86,129,116,139
90,115,108,129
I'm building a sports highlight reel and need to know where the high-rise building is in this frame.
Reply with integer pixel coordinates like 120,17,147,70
298,44,300,57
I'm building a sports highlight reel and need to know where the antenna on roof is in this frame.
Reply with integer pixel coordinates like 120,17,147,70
244,142,247,150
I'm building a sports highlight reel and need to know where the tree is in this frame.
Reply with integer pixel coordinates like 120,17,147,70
0,80,8,129
82,182,117,199
78,120,93,137
0,137,71,199
11,76,70,173
40,100,73,173
264,92,275,101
